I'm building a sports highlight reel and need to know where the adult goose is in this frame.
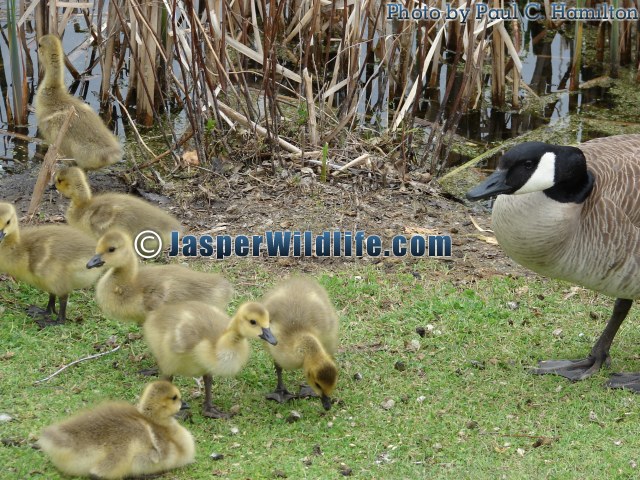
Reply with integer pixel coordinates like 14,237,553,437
466,135,640,390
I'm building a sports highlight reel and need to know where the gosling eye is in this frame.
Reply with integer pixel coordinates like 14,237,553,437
6,220,10,226
249,319,257,326
108,246,116,253
172,394,178,401
315,382,321,390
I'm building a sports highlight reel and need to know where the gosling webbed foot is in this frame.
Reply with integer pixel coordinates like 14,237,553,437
298,384,319,398
34,316,65,328
606,373,640,392
266,388,297,404
202,404,233,419
27,305,51,318
138,367,159,377
531,354,609,381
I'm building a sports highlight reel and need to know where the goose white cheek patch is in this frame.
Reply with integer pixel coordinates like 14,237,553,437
514,152,556,194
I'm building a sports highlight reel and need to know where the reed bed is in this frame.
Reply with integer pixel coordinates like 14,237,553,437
1,0,639,175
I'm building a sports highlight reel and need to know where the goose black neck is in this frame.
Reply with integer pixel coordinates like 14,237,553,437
545,169,594,204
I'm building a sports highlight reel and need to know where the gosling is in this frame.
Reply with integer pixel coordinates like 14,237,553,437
144,301,277,418
38,381,194,479
54,166,181,248
87,229,232,324
0,202,102,326
35,34,121,170
262,276,339,410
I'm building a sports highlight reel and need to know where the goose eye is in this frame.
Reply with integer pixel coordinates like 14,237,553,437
108,246,116,253
249,319,257,325
524,160,534,170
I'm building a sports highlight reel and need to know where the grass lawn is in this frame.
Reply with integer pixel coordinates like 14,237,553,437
1,258,639,479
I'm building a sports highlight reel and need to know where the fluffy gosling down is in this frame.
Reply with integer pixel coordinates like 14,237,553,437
144,301,277,418
0,202,102,326
38,381,194,479
87,229,233,324
55,166,181,246
262,276,339,410
35,34,121,170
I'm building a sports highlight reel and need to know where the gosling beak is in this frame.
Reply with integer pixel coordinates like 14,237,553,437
0,230,5,242
259,327,277,345
321,394,332,411
466,169,514,201
48,183,58,192
180,400,190,411
86,254,105,269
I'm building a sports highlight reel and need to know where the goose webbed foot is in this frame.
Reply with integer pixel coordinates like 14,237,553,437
202,404,232,419
266,388,297,404
531,354,609,381
606,373,640,392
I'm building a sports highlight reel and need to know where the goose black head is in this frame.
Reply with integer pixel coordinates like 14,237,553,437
466,142,593,203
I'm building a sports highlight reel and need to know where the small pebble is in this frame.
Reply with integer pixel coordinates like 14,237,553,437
339,464,353,476
286,411,302,423
506,301,519,310
230,426,239,435
416,326,426,337
210,452,225,461
466,420,479,429
353,372,363,381
416,396,426,403
381,399,395,410
394,361,407,372
0,414,13,423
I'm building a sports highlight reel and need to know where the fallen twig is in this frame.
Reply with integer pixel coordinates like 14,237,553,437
34,345,121,385
27,107,76,220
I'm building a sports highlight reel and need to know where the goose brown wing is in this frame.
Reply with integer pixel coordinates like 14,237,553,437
581,135,640,229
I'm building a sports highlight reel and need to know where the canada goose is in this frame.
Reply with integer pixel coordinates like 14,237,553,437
144,301,277,418
87,229,233,324
38,380,194,479
54,166,181,248
0,202,102,326
261,276,339,410
466,136,640,390
35,34,121,170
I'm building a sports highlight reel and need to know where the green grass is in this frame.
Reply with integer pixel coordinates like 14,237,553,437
1,259,640,479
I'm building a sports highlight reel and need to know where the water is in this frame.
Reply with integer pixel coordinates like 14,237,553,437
0,5,638,176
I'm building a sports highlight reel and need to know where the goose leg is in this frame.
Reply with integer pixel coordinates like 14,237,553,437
532,298,632,381
202,374,231,419
265,364,296,403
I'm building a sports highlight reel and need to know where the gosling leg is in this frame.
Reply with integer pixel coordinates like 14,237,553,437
532,298,632,381
265,364,296,403
32,294,66,328
202,374,231,419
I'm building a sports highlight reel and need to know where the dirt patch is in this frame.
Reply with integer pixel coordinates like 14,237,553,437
0,161,530,282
